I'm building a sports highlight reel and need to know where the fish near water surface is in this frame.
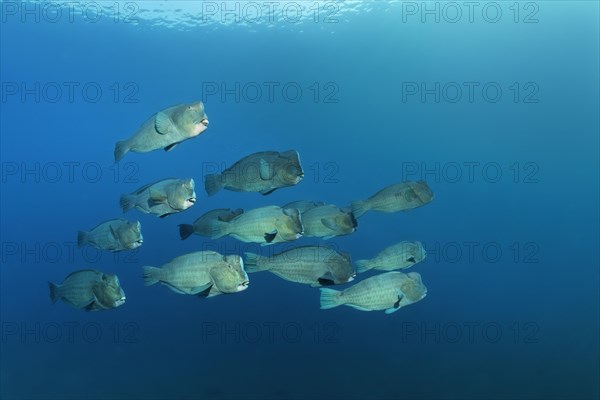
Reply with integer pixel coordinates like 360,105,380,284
114,101,209,162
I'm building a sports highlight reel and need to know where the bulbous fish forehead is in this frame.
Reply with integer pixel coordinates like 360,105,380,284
189,101,204,111
104,274,119,285
185,102,206,118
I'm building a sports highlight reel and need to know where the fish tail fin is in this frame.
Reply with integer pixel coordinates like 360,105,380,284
141,266,160,286
350,200,369,218
355,259,372,273
204,174,223,196
178,224,195,240
76,231,89,248
320,288,343,310
48,282,60,304
120,194,136,213
114,140,129,163
243,252,268,273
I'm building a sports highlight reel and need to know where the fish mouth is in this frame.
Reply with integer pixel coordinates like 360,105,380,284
237,281,250,291
188,197,196,204
200,118,209,127
115,296,126,306
136,239,144,245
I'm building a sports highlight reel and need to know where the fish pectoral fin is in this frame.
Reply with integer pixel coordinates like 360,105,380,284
264,231,277,243
190,283,214,296
206,287,222,298
385,291,405,314
155,112,176,135
108,225,118,241
317,273,335,286
259,188,277,195
259,158,274,180
148,189,168,207
159,213,173,219
320,218,341,231
71,296,97,310
164,142,179,152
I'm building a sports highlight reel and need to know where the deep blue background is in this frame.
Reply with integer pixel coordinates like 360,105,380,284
1,2,598,399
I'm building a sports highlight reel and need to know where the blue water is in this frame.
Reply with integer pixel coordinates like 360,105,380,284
1,1,599,399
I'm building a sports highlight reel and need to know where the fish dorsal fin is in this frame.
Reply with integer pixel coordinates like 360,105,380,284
155,112,177,135
63,269,101,281
133,181,159,195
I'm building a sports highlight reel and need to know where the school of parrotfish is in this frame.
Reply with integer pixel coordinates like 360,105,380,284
49,101,433,314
